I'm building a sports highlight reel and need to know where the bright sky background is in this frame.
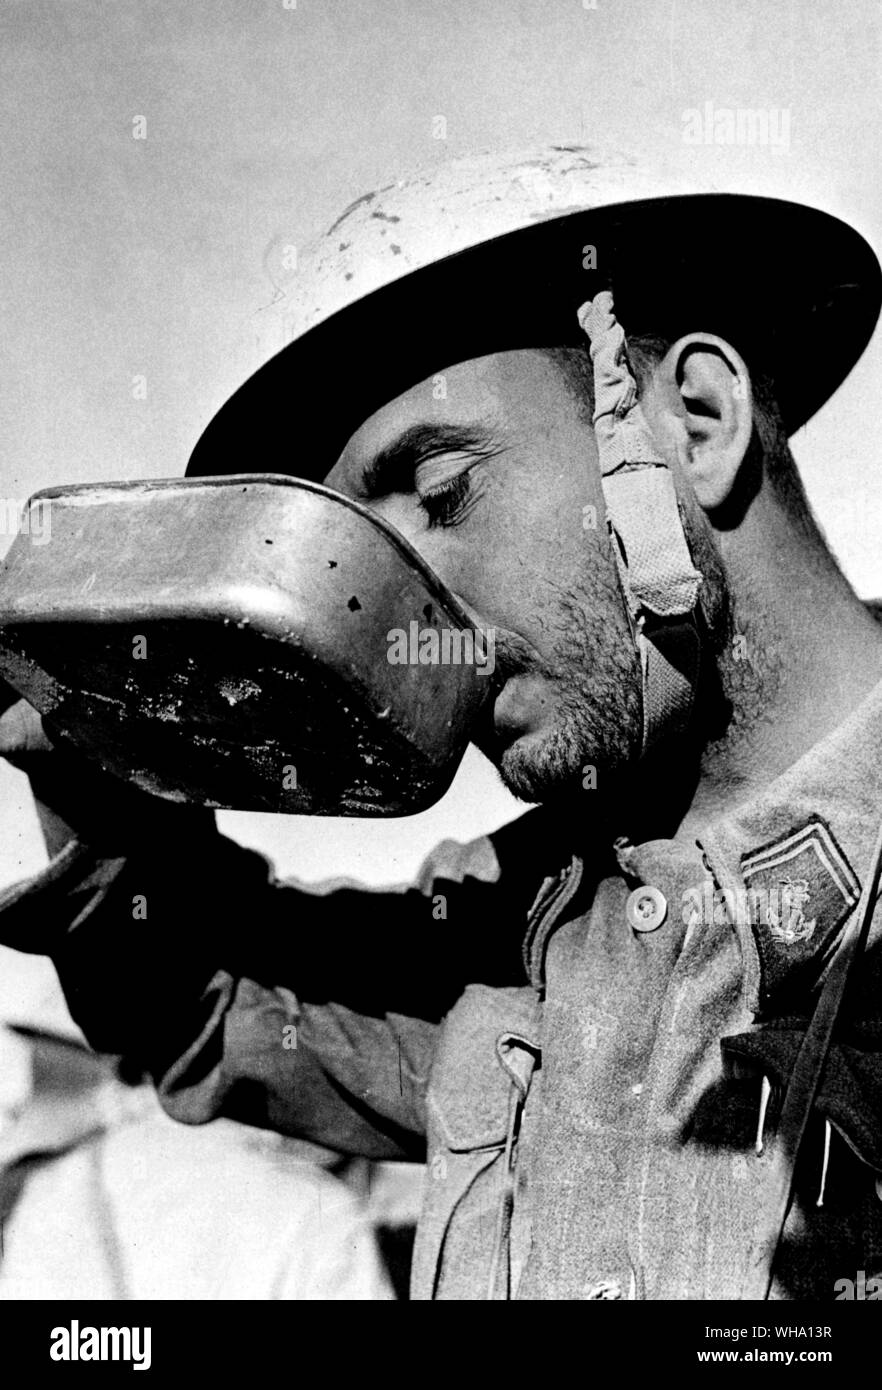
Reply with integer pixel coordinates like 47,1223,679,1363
0,0,879,995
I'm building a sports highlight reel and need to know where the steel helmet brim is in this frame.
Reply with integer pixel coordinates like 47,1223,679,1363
187,188,881,482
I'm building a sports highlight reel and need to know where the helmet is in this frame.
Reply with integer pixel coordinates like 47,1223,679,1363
187,144,881,482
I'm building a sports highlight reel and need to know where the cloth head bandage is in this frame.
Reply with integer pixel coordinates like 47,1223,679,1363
577,289,702,753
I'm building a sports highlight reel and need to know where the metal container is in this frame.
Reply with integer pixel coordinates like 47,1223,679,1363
0,476,493,815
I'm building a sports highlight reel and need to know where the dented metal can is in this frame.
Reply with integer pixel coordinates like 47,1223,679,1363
0,476,493,815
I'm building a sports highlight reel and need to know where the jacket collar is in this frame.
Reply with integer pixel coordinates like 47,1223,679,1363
520,678,882,1012
696,677,882,1014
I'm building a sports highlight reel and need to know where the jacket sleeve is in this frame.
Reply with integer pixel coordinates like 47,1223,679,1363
0,810,547,1161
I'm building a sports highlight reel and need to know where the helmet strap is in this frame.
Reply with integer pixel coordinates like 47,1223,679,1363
577,289,703,755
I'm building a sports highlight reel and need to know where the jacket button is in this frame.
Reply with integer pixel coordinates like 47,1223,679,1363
626,885,667,933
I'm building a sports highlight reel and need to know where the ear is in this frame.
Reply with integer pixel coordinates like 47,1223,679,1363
645,333,753,511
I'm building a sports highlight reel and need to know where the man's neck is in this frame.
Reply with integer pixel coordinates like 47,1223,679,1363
675,533,882,843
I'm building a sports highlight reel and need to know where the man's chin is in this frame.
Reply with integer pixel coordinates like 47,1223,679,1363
488,715,637,804
494,727,588,804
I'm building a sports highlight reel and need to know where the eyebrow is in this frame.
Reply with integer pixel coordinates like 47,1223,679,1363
359,423,505,497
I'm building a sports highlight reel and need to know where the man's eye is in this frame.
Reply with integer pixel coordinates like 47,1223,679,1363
417,472,475,529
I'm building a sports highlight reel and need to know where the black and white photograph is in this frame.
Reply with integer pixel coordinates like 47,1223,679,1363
0,0,880,1350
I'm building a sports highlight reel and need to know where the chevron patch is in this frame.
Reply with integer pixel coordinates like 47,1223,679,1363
740,815,861,1009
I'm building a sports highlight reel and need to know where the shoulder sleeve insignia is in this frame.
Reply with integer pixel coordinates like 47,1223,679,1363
740,815,861,1009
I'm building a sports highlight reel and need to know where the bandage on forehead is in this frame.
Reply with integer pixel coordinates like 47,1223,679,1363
577,289,702,753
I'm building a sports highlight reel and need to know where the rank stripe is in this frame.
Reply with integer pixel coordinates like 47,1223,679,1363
741,819,847,874
744,840,858,906
741,820,860,905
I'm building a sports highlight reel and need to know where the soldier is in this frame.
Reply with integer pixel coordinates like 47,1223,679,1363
3,146,882,1299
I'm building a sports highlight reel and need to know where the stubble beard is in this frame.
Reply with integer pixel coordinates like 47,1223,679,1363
486,579,643,804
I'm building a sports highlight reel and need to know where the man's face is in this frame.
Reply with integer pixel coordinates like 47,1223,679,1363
325,349,642,801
